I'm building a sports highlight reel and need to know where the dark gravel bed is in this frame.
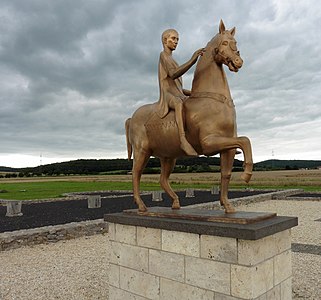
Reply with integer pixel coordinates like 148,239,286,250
288,193,321,198
0,190,270,233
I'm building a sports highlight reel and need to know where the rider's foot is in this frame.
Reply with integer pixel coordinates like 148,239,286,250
180,139,198,156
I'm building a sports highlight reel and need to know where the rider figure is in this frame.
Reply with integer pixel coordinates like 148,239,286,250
157,29,205,156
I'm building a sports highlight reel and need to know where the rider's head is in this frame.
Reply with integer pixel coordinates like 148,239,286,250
162,29,179,50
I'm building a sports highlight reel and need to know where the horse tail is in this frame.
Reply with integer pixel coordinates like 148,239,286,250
125,118,132,160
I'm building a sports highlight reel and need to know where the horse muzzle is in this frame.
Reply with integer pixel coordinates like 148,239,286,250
228,56,243,72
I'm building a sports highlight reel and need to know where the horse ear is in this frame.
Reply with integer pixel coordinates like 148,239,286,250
219,19,225,34
230,27,236,36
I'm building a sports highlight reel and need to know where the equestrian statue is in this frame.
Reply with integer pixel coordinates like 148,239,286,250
125,20,253,213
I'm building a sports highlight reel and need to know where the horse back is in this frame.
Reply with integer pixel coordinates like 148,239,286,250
129,103,184,158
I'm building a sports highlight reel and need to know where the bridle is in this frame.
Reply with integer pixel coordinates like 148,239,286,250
214,36,239,64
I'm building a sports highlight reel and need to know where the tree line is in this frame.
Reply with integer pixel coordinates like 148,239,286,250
1,158,320,178
1,157,243,177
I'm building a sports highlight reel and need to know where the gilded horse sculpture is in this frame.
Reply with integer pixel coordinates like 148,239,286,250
125,20,253,213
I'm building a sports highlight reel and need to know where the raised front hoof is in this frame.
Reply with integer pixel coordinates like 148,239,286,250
241,172,252,183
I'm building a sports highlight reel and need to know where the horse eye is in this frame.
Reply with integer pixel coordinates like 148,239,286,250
230,41,237,51
222,41,228,46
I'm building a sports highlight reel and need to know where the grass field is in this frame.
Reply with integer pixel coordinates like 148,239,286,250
0,169,320,200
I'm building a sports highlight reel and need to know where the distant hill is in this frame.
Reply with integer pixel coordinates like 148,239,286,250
254,159,321,170
20,157,239,175
0,166,19,172
1,158,320,177
16,157,243,176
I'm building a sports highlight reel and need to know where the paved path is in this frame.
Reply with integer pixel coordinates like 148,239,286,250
0,199,320,299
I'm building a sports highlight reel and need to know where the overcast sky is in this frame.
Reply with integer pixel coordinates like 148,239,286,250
1,0,320,168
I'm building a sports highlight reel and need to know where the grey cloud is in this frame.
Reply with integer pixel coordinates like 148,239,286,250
0,0,321,167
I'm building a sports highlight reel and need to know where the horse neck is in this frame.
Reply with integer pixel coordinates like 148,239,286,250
191,44,232,99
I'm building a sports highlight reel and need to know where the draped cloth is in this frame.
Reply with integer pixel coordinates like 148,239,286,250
156,51,186,118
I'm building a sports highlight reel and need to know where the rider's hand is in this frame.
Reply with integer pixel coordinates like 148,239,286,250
191,48,206,63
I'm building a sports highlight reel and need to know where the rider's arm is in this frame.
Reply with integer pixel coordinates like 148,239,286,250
168,48,205,80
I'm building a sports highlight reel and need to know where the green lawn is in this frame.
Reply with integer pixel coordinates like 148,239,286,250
0,181,213,200
0,179,320,200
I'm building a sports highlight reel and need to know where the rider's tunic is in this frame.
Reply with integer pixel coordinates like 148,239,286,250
157,51,186,118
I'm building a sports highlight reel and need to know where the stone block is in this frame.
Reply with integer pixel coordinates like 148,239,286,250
109,285,148,300
87,195,101,208
200,235,237,263
185,256,230,294
238,230,292,266
115,223,136,245
280,277,292,300
110,241,120,265
214,293,240,300
149,249,184,282
238,235,276,266
231,258,274,299
274,250,292,285
185,188,195,198
266,284,281,300
273,229,291,254
160,278,214,300
152,190,163,201
211,186,219,194
108,263,120,288
119,266,159,299
162,229,199,257
6,201,23,217
110,241,148,272
137,226,161,249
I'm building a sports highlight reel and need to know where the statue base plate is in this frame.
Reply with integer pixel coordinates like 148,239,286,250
123,207,276,225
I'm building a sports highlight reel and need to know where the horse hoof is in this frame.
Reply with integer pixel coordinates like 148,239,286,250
171,204,181,210
138,204,148,212
172,200,181,210
224,206,236,214
241,172,252,183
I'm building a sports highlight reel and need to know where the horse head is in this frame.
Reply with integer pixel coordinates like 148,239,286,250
212,20,243,72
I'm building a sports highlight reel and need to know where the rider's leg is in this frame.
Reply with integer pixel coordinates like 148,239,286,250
169,97,198,156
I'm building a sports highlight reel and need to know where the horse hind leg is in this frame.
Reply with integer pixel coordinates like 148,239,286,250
132,149,150,212
160,157,180,209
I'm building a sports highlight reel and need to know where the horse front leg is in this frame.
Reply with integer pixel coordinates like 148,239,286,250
132,149,150,212
220,149,236,213
201,135,253,183
160,157,180,209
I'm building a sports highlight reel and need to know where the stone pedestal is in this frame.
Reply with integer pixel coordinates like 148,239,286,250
104,209,297,300
6,201,23,217
87,195,101,208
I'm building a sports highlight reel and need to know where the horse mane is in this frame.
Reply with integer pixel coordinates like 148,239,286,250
206,33,221,50
192,33,221,85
